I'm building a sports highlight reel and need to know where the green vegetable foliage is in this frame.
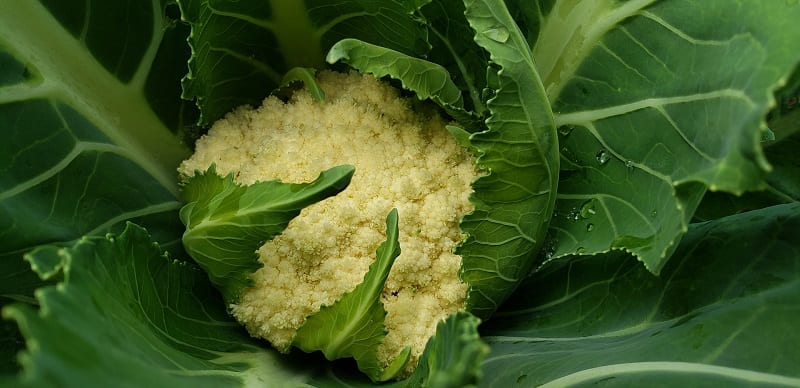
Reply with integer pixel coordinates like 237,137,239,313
0,0,195,373
2,0,799,386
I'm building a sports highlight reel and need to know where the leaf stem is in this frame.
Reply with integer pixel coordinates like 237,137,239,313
268,0,324,68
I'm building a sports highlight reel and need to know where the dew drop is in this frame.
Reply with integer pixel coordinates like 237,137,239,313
484,27,509,43
560,147,578,163
576,247,586,254
579,199,597,219
650,209,658,218
586,223,595,232
596,149,611,165
558,125,575,136
567,207,580,221
544,239,557,259
625,159,634,170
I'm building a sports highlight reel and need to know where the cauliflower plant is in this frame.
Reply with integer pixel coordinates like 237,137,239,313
179,70,479,376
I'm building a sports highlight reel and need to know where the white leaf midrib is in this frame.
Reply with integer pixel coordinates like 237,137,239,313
0,0,187,197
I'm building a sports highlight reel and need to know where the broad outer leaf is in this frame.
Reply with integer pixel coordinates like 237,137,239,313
180,165,354,303
0,0,193,371
460,0,559,318
481,203,800,386
531,0,800,272
293,209,402,382
2,224,318,387
178,0,430,126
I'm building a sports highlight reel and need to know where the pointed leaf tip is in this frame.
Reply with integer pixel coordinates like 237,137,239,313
293,208,402,382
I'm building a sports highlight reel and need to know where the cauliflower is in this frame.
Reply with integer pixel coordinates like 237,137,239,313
179,70,479,376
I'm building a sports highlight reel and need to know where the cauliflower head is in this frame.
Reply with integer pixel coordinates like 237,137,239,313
179,70,478,375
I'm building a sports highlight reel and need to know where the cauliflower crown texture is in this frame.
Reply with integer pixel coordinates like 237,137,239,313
179,70,478,374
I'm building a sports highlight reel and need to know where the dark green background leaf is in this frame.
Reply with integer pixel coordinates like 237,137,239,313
178,0,430,126
420,0,489,116
3,224,321,387
0,0,194,373
481,203,800,386
694,132,800,222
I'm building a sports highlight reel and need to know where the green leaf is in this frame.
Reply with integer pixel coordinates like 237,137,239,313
178,0,430,126
532,0,800,272
0,319,23,375
0,0,194,370
768,65,800,140
401,312,488,388
326,38,477,126
294,209,402,382
277,67,326,101
308,311,489,387
180,165,354,303
760,134,800,203
420,0,489,115
481,203,800,386
459,0,559,318
693,132,800,222
2,223,321,387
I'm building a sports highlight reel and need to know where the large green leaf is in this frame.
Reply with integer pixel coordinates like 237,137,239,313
0,0,194,372
481,203,800,386
459,0,559,318
2,222,487,387
178,0,430,126
528,1,800,272
180,165,354,303
2,224,321,387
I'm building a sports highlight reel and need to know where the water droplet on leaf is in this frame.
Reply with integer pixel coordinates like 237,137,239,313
579,199,597,218
558,125,575,136
576,247,586,254
596,149,611,165
560,147,578,163
567,207,580,221
625,160,634,170
544,239,557,259
586,223,595,232
650,210,658,218
484,28,509,43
